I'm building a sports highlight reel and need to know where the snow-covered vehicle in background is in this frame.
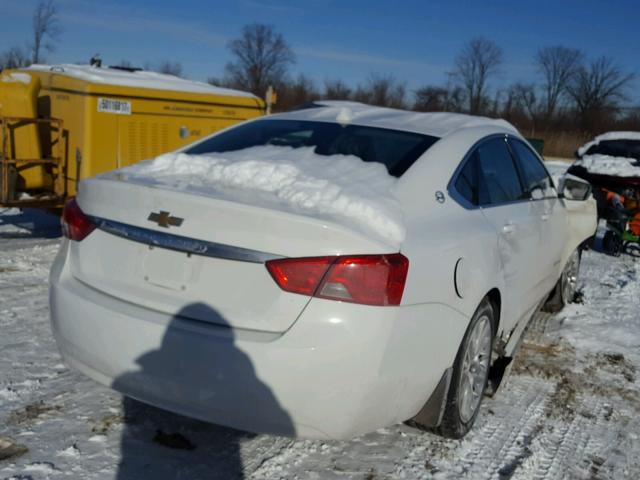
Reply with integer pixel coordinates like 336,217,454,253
568,132,640,255
569,132,640,189
50,101,597,440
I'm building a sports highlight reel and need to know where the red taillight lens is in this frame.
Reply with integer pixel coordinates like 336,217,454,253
266,253,409,306
61,198,96,241
265,256,334,296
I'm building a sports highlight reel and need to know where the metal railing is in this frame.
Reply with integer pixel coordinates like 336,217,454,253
0,116,65,208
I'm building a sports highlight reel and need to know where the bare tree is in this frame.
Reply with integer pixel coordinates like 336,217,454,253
225,23,295,97
566,56,635,124
31,0,61,64
156,61,183,77
452,37,503,114
502,83,539,135
274,74,319,111
535,46,583,119
413,84,465,112
512,83,538,120
0,46,31,69
323,79,352,100
353,74,406,109
207,76,224,86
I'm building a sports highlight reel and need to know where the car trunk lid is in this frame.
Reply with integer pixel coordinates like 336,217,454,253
70,177,396,333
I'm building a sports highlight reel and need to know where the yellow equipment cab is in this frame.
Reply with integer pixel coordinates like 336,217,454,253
0,64,264,208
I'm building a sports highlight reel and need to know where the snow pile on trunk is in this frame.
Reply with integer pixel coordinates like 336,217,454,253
116,146,406,246
577,131,640,156
574,154,640,177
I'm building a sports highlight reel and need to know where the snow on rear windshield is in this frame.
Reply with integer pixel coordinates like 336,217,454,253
113,145,407,246
186,119,439,177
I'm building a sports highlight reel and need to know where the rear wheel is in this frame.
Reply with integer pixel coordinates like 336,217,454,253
544,249,581,312
437,298,494,439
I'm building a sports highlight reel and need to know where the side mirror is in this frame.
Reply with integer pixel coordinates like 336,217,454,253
558,176,592,201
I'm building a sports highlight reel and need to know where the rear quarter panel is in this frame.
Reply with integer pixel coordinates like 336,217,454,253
401,204,504,334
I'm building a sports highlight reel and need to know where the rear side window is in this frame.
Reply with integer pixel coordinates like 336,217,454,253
185,119,439,177
509,139,555,197
453,137,526,206
455,152,488,206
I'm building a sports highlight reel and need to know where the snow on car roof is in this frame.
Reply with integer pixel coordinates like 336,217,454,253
26,64,257,98
273,100,518,138
578,131,640,156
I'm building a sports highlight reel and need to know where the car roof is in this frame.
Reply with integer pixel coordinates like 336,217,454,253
269,100,518,138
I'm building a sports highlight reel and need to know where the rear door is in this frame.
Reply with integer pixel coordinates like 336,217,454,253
508,138,567,295
457,136,541,331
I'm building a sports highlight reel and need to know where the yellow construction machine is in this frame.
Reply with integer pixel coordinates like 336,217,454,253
0,64,264,208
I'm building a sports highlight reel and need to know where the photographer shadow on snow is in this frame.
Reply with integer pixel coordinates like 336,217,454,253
112,302,294,479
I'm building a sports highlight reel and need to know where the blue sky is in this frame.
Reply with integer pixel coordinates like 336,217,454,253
2,0,639,99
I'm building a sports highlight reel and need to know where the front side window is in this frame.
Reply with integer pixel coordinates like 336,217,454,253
453,137,526,207
185,119,439,177
509,139,555,197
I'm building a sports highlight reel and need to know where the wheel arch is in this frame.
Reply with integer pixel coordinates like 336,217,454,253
486,287,501,336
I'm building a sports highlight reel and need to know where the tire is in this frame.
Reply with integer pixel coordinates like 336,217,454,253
543,248,581,313
437,298,494,439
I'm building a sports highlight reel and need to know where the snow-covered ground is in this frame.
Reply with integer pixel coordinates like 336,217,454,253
1,207,639,480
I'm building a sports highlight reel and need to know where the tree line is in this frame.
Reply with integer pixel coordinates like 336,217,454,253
1,4,637,156
212,24,637,151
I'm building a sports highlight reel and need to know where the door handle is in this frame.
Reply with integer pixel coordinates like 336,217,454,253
502,223,515,234
541,213,550,221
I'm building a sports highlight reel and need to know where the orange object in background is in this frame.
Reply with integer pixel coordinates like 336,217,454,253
604,188,625,206
630,213,640,236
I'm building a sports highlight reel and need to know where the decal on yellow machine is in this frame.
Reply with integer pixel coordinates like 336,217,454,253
98,98,132,115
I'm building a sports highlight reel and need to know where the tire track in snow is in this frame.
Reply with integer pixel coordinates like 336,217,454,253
458,378,552,479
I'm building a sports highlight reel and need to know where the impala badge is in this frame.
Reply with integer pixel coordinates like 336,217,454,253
148,211,184,228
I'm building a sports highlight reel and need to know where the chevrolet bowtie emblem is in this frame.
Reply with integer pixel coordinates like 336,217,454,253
147,211,184,228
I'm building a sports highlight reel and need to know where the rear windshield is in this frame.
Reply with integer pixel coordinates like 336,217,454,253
186,119,439,177
585,140,640,161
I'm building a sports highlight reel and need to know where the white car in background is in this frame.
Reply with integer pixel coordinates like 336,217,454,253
50,102,597,439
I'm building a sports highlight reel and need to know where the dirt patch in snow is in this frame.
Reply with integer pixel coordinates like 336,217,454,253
90,413,124,435
8,400,62,426
0,437,29,461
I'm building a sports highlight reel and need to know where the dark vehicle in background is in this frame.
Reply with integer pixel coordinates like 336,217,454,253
568,132,640,193
568,132,640,255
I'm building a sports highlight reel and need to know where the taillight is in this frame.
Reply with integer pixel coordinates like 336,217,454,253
61,198,96,241
266,253,409,306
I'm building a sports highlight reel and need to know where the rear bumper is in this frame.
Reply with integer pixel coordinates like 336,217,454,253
49,241,469,439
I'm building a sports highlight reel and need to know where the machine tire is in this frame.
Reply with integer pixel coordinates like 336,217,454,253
437,298,494,439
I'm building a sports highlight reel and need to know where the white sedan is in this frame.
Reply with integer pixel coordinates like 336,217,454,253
50,102,596,439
